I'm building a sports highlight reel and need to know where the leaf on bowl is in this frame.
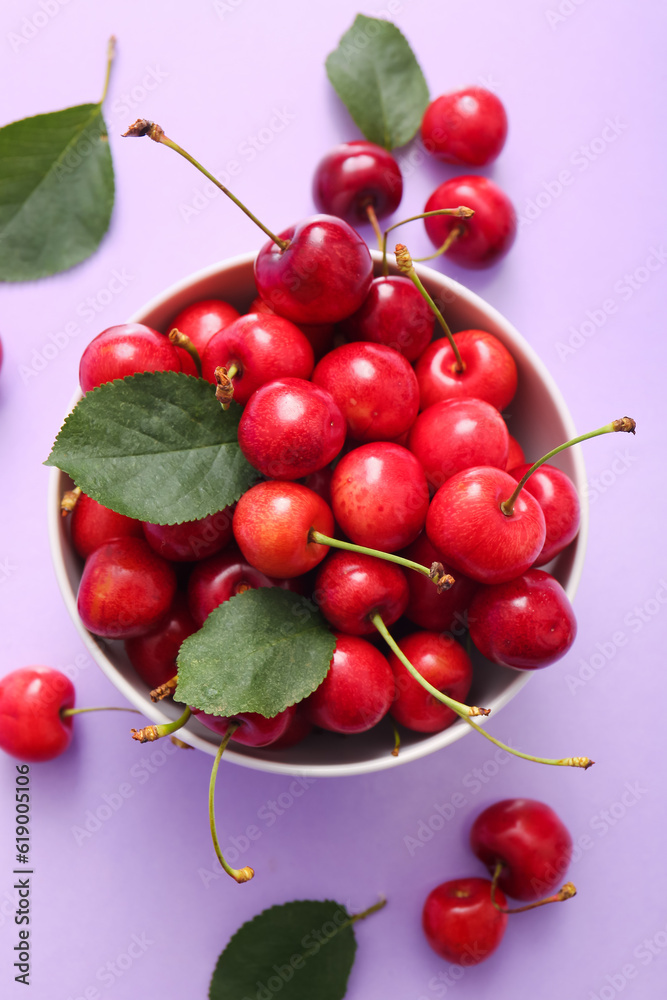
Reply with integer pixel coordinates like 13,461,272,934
209,900,358,1000
177,589,335,718
44,371,258,524
326,15,429,150
0,40,116,282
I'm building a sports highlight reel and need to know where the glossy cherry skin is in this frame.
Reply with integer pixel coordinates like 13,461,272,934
340,276,433,361
77,537,177,639
505,434,525,470
399,533,477,632
168,297,240,359
79,323,182,393
389,631,472,733
233,481,334,578
421,87,508,166
194,705,295,746
313,141,403,222
331,443,430,553
508,463,580,566
408,397,509,492
201,313,314,403
70,493,143,559
187,545,296,626
249,297,334,360
312,342,419,442
142,507,233,562
422,878,508,965
415,330,518,412
304,633,395,734
254,215,373,325
238,378,345,480
426,467,546,584
425,176,517,269
468,569,577,669
0,667,74,762
314,551,409,635
125,593,198,689
263,706,313,750
470,798,573,901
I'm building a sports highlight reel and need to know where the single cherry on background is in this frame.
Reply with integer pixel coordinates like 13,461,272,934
237,377,346,480
79,323,183,393
422,878,508,965
125,593,198,689
201,313,314,404
70,492,143,559
249,296,334,360
508,462,580,565
304,632,395,734
312,341,420,443
340,276,434,361
194,705,296,746
421,87,508,166
314,550,409,635
470,798,573,901
469,569,577,669
424,176,517,268
312,140,403,240
0,667,75,762
414,329,518,413
388,631,473,733
142,507,233,562
399,533,477,633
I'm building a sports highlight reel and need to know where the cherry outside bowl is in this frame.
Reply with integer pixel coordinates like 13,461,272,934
48,251,588,777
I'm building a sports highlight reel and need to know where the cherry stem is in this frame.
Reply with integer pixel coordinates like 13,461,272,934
364,203,384,250
214,365,238,410
370,613,490,718
413,226,464,262
131,705,192,743
391,721,401,757
150,677,178,703
60,485,82,517
122,121,289,251
308,530,454,591
99,36,116,106
209,722,255,883
61,706,142,717
393,243,465,373
490,861,577,913
463,716,594,770
381,207,473,277
168,329,202,377
501,416,637,516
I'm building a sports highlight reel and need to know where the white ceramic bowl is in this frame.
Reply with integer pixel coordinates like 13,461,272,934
48,250,588,777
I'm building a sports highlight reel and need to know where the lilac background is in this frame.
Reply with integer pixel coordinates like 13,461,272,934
0,1,665,997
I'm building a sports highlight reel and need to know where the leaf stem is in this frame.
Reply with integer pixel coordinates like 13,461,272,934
308,530,453,591
131,705,192,743
463,716,594,770
209,723,255,883
490,861,577,913
99,36,116,106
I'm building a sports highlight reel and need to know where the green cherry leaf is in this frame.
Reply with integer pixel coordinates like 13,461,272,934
209,900,358,1000
0,41,116,282
177,589,335,718
325,15,429,150
45,372,258,525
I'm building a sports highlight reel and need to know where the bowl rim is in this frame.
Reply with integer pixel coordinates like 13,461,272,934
47,249,588,777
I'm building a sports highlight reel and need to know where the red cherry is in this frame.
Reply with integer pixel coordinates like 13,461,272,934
388,631,472,733
312,141,403,222
302,465,333,506
263,705,313,750
505,434,525,470
233,481,334,578
415,330,518,412
340,276,433,361
201,313,314,403
194,705,295,746
249,296,334,360
79,323,182,393
469,569,577,669
70,493,143,559
422,878,508,965
470,798,573,901
421,87,508,166
304,633,394,734
508,463,580,566
424,176,517,268
142,507,233,562
125,593,198,689
312,342,419,442
331,443,429,552
426,467,546,584
254,215,373,325
408,397,509,491
187,545,293,626
399,533,477,632
77,537,177,638
0,667,75,762
314,551,409,635
168,298,240,357
238,378,346,480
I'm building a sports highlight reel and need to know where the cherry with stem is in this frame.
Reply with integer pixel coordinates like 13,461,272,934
380,208,474,276
308,529,454,591
209,722,255,883
490,861,576,914
168,328,202,377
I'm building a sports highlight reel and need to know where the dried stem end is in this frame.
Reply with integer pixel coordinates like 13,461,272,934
150,676,178,703
131,725,159,743
60,486,82,517
233,866,255,884
468,705,492,718
560,756,595,769
214,366,235,409
122,119,165,141
394,243,413,274
612,416,636,434
429,562,455,593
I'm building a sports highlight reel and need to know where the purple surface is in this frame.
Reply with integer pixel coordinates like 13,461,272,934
0,1,665,997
